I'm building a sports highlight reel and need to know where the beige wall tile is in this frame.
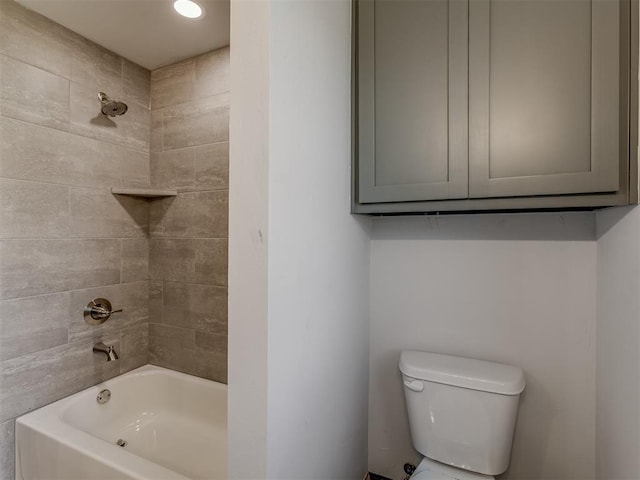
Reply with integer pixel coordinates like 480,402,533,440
0,334,120,423
149,345,223,381
0,117,130,189
149,239,195,282
0,327,68,364
0,419,15,480
195,142,229,190
0,1,123,91
149,322,195,348
0,0,73,79
0,293,70,361
116,98,151,152
195,47,230,98
194,331,226,352
193,239,227,286
0,54,70,130
68,35,121,93
149,199,166,237
122,60,151,109
118,148,150,187
70,81,149,152
162,93,229,150
69,188,148,238
149,324,194,371
67,281,149,342
146,47,229,386
161,191,228,238
150,148,195,191
122,152,150,188
149,281,163,323
119,323,148,373
149,325,226,382
149,238,227,286
0,239,121,300
121,239,149,283
150,108,163,152
194,332,227,382
0,3,153,473
162,282,227,335
150,59,195,110
0,179,69,239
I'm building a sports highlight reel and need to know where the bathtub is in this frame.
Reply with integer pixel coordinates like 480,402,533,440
15,365,227,480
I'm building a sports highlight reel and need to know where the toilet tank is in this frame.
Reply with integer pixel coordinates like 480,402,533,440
399,351,525,476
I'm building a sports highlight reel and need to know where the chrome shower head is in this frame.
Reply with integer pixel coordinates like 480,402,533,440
98,92,128,117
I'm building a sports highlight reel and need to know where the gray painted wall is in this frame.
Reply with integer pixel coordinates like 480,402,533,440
369,213,597,480
595,206,640,478
266,1,371,478
227,1,371,477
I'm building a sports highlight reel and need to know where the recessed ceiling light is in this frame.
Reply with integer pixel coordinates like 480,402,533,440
173,0,203,18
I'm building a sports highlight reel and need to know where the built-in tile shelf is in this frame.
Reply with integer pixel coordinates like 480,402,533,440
110,187,177,198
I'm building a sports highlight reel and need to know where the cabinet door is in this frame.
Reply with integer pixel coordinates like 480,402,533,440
357,0,468,203
469,0,623,198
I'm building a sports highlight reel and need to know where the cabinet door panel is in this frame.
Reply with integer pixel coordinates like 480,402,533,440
469,0,622,198
358,0,468,203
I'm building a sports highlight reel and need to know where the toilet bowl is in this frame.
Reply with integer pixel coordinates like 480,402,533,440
411,457,494,480
400,351,525,478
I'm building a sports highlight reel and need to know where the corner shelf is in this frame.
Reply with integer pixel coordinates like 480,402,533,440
110,187,177,199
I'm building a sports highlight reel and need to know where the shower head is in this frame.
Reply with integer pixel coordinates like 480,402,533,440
98,92,128,117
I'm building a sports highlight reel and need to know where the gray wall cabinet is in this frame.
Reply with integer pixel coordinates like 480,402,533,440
354,0,637,214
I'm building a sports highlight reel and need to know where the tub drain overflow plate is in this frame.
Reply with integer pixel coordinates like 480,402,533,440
96,389,111,404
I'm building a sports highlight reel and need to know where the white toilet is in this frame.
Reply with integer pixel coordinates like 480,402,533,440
399,351,525,479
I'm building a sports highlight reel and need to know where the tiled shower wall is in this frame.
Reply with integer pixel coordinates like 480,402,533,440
147,49,229,383
0,1,151,477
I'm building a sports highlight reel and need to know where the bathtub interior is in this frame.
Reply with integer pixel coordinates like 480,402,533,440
19,366,227,480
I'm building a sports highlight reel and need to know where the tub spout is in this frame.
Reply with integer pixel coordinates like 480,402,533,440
93,342,119,361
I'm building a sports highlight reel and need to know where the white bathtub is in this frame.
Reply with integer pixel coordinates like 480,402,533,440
15,365,227,480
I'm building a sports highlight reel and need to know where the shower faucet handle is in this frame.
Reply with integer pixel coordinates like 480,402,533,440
92,305,123,317
84,298,123,326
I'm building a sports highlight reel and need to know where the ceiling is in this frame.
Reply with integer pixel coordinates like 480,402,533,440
16,0,230,70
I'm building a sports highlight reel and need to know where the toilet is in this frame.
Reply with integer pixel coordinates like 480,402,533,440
399,351,525,479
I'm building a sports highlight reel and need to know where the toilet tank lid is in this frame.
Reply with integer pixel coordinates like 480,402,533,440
399,351,525,395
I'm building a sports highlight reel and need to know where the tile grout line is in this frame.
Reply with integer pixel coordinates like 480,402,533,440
159,279,164,324
149,90,230,112
156,280,228,288
0,176,118,190
0,280,151,303
67,185,71,236
148,321,228,338
0,51,73,81
0,236,154,240
152,138,230,154
119,239,124,284
119,57,124,98
0,113,149,153
0,323,147,366
0,113,151,155
192,143,197,188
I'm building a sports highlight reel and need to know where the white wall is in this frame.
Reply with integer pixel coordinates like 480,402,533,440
229,3,630,480
369,213,597,480
266,1,371,478
228,1,270,477
229,0,371,478
595,206,640,478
